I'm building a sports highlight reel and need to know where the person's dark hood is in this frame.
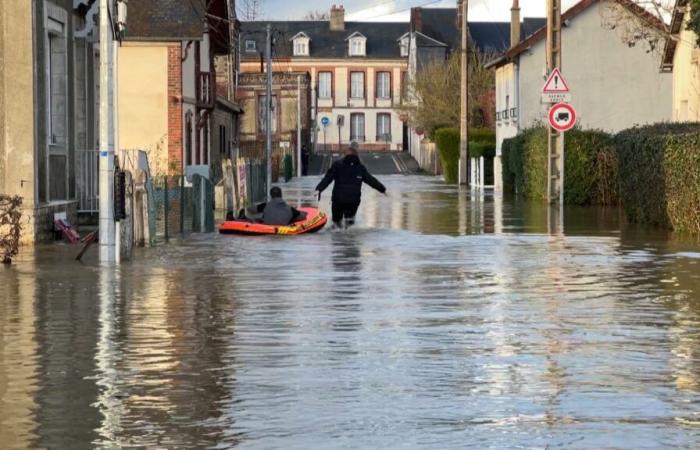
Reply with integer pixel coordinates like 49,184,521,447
343,154,361,166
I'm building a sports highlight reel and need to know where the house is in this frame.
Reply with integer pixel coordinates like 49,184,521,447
662,0,700,121
487,0,673,191
405,5,545,172
118,0,241,184
240,5,409,153
237,72,311,162
0,0,103,243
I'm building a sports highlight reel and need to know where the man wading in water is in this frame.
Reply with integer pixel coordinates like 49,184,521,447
315,141,387,229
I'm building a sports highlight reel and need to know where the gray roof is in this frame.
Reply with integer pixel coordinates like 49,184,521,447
126,0,205,41
240,21,409,59
418,8,546,54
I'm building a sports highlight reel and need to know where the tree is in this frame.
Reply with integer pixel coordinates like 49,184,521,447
302,10,329,21
402,48,495,138
689,0,700,46
599,0,675,53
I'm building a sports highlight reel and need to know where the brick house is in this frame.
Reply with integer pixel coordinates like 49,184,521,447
118,0,242,184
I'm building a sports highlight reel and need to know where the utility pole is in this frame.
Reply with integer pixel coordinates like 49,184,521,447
459,0,469,186
265,24,273,200
99,0,116,262
546,0,564,231
297,74,302,178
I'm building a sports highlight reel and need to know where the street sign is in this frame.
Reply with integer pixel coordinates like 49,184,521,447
541,68,571,103
321,117,330,126
548,103,577,132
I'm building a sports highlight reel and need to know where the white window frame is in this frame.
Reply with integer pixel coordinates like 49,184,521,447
350,113,365,142
376,113,391,141
318,72,332,99
400,37,409,57
350,72,364,99
292,35,310,56
348,37,366,57
245,40,256,52
376,72,391,99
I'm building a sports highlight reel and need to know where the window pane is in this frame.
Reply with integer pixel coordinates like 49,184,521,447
351,72,364,98
319,72,331,98
350,114,365,141
377,72,390,99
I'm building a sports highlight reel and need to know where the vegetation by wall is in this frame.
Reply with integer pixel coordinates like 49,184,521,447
502,122,700,235
435,128,496,184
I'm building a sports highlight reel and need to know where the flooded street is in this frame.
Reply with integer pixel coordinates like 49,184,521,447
2,175,700,449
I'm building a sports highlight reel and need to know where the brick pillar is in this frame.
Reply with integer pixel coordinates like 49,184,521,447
168,45,183,174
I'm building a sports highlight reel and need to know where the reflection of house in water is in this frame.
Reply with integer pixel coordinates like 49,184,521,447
0,257,39,448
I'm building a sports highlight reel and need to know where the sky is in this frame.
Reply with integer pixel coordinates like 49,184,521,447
254,0,581,22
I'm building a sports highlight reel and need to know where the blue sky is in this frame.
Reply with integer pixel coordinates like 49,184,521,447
253,0,581,22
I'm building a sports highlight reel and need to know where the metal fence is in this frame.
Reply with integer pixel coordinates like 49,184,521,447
77,149,100,213
148,175,214,242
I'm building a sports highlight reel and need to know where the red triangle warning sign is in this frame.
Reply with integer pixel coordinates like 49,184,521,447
542,68,570,93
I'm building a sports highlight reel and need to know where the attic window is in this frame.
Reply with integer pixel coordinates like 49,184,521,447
348,36,366,57
245,40,256,52
292,34,310,56
400,37,409,57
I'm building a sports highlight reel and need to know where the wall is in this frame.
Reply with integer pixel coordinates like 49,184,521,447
672,10,700,122
0,0,38,243
118,43,170,175
517,2,672,132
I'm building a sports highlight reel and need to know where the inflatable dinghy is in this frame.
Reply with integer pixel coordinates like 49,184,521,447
219,207,327,235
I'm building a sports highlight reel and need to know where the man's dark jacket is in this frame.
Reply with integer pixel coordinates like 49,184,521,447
315,155,386,203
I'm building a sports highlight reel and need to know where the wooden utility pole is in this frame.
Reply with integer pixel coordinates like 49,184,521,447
459,0,469,186
265,24,273,200
546,0,564,230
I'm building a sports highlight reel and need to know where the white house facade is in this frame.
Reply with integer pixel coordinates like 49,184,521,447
489,0,673,191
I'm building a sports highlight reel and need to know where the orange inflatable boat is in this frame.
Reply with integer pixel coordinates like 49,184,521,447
219,207,328,235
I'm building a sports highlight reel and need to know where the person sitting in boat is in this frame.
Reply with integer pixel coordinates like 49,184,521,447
238,187,305,225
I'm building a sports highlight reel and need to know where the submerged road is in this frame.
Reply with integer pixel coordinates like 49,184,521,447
2,175,700,449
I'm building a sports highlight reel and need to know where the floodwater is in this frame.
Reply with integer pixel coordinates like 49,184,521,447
2,175,700,449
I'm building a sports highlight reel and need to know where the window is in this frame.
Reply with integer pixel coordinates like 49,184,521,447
245,40,256,52
318,72,332,99
350,72,364,99
376,72,390,99
294,41,308,56
219,125,227,154
258,94,277,134
348,37,366,56
400,37,409,57
350,113,365,142
401,71,408,101
377,113,391,141
185,112,193,165
202,116,209,165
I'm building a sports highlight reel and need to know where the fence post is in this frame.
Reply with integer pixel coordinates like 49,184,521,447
163,177,169,241
180,174,185,235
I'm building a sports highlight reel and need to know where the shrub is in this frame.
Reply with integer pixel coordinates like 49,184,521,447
434,127,460,184
501,126,617,205
614,123,700,232
0,195,23,264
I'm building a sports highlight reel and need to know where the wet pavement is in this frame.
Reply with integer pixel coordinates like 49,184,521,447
2,175,700,449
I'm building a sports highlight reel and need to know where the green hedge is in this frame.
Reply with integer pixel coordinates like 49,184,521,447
501,126,617,205
435,128,496,184
615,123,700,232
435,128,460,184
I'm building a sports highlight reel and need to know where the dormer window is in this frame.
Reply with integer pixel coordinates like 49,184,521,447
291,32,310,57
398,33,409,57
346,32,367,57
245,40,256,52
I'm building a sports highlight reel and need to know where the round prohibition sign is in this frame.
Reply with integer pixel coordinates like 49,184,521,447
548,103,577,132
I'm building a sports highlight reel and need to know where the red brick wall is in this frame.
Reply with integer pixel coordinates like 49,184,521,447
168,45,183,174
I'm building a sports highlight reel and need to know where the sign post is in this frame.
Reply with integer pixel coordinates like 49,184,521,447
321,116,330,152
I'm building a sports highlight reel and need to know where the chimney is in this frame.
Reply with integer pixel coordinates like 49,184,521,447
510,0,521,48
330,5,345,31
411,7,423,33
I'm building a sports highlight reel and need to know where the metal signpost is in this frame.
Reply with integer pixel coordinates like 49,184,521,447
321,116,330,152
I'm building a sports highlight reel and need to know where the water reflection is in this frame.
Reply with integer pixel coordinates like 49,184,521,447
0,175,700,448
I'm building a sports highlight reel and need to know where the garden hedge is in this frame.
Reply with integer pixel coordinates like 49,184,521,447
615,123,700,233
501,126,617,205
435,128,496,184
